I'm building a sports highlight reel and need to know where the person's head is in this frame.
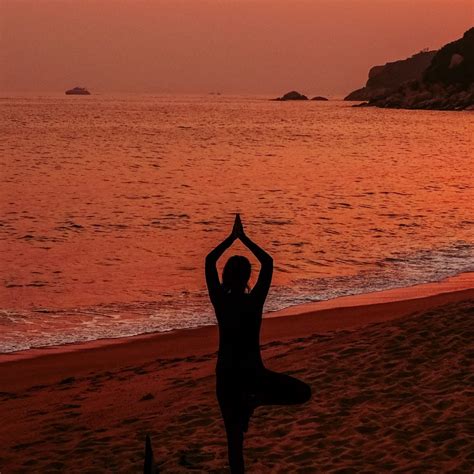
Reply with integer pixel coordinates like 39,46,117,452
222,255,251,293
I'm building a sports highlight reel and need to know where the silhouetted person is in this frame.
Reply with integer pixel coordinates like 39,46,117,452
206,214,311,473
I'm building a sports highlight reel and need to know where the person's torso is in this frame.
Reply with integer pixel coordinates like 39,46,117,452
213,292,264,371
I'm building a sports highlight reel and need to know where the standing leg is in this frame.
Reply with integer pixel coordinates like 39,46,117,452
222,412,245,474
217,375,246,473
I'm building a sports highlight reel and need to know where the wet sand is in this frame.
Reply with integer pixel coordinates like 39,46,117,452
0,283,473,472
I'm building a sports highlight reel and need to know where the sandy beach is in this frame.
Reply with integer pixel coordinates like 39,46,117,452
0,278,473,473
2,5,473,473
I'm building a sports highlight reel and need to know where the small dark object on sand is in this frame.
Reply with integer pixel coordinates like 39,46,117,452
144,434,157,473
140,393,155,401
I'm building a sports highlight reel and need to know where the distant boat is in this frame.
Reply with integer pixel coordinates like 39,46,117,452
65,87,90,95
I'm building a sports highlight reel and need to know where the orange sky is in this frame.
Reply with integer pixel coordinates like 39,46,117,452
1,0,472,95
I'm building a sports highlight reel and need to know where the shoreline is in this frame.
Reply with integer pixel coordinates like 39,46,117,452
0,279,472,471
0,273,472,393
269,271,474,317
1,272,472,365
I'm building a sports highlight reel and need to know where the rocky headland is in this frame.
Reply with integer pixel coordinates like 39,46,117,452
345,50,436,101
348,28,474,111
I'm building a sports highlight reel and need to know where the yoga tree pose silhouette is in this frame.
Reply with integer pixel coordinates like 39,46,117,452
206,214,311,473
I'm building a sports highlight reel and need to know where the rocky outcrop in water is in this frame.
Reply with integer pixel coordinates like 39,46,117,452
274,91,308,101
311,96,328,101
352,28,474,111
345,51,436,101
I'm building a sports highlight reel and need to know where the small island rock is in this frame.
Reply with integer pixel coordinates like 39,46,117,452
274,91,308,101
311,96,328,101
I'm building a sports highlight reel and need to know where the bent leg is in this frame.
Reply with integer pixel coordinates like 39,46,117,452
257,369,311,406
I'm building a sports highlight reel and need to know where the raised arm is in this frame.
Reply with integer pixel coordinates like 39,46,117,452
205,233,235,304
235,215,273,302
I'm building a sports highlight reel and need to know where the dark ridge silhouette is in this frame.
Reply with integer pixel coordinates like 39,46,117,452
311,96,328,101
143,434,157,474
350,28,474,110
344,50,436,101
206,214,311,473
423,27,474,86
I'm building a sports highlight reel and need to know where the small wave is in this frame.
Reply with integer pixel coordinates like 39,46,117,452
1,241,472,353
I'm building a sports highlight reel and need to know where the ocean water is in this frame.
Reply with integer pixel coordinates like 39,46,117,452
1,94,473,352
